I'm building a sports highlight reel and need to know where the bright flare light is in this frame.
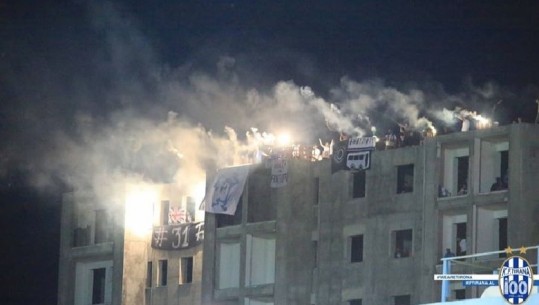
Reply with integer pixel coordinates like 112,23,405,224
125,184,159,238
276,132,292,146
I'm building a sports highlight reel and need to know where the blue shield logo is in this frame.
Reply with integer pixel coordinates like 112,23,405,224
499,256,534,304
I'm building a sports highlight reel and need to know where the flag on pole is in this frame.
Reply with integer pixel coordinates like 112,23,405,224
205,165,249,215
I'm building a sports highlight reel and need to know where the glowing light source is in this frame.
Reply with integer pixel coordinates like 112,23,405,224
276,132,292,146
124,184,159,238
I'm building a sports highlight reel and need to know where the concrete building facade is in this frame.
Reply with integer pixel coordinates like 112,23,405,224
57,184,204,305
57,123,539,305
201,123,539,305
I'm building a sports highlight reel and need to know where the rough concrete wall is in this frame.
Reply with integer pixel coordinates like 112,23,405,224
274,159,317,305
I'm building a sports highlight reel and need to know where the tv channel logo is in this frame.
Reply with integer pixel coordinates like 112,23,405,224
499,256,534,304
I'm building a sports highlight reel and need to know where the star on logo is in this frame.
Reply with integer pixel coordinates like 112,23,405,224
519,246,527,254
505,246,513,255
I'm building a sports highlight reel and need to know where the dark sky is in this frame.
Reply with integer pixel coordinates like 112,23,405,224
1,1,539,304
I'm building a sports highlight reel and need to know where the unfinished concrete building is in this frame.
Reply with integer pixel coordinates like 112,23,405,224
57,184,205,305
57,123,539,305
201,123,539,305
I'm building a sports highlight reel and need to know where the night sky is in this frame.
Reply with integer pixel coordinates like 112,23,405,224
1,1,539,304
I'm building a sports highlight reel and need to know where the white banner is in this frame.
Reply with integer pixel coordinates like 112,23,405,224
205,166,249,215
271,158,288,188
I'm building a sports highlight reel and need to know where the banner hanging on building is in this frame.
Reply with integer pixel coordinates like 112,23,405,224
205,165,249,215
151,221,204,250
331,137,375,174
271,158,288,188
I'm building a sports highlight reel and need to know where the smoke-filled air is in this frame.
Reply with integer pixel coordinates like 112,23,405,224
1,1,537,206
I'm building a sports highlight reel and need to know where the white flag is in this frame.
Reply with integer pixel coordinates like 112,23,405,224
205,165,249,215
271,158,288,188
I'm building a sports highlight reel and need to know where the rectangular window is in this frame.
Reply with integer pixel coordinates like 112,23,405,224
146,262,152,288
350,235,364,263
179,257,193,284
397,164,414,194
218,241,241,289
352,171,366,198
394,229,413,258
456,223,467,256
349,299,362,305
161,201,170,225
394,295,411,305
246,235,276,286
92,268,106,304
498,217,508,258
456,156,469,195
158,260,168,286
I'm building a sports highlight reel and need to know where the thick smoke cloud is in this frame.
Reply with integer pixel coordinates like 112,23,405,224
1,1,538,200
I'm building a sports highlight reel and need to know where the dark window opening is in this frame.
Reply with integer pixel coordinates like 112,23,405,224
180,257,193,284
349,299,362,305
313,177,320,204
216,196,243,227
397,164,414,194
350,235,364,263
161,201,170,225
352,171,366,198
457,156,469,195
500,150,509,189
498,217,508,258
394,294,411,305
186,196,196,223
159,260,168,286
395,229,412,258
456,223,467,256
146,262,152,288
92,268,106,304
455,289,466,300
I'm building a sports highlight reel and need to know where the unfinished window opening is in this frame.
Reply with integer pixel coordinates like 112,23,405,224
185,196,196,223
498,217,508,258
456,223,467,256
440,146,469,197
92,268,106,304
146,262,152,288
179,257,193,284
350,235,364,263
393,229,412,258
349,299,362,305
441,214,467,257
478,139,509,193
352,171,366,198
397,164,414,194
216,196,243,228
161,201,170,225
158,259,168,287
394,294,411,305
476,208,507,258
455,289,466,300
